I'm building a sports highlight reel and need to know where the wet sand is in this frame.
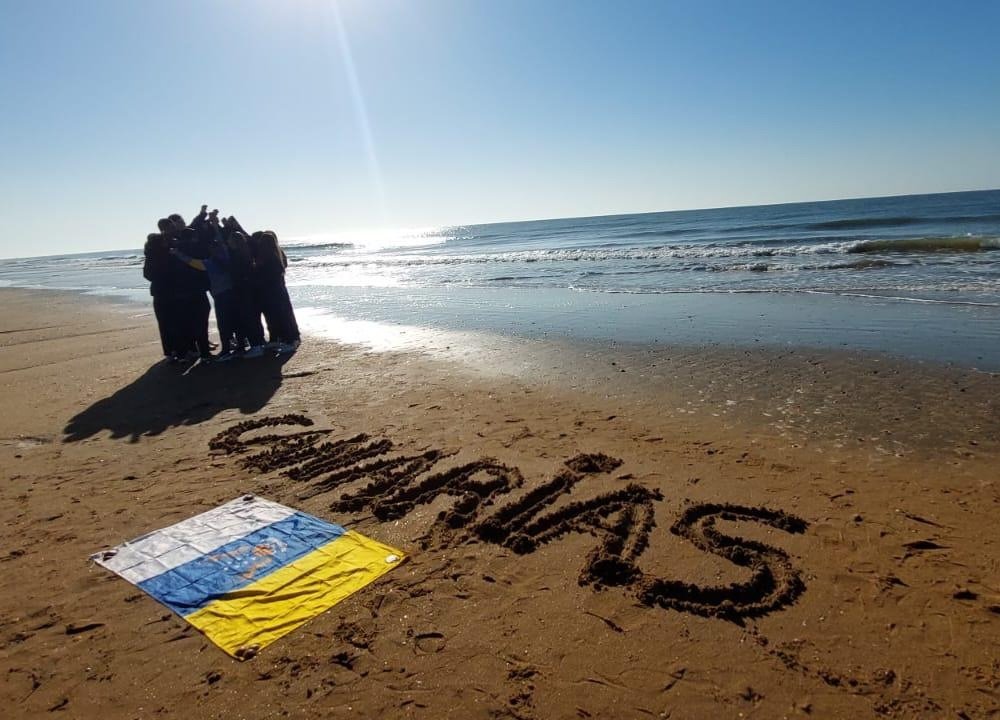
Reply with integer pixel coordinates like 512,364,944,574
1,287,999,719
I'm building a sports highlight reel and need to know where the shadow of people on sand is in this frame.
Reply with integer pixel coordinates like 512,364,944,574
63,354,293,443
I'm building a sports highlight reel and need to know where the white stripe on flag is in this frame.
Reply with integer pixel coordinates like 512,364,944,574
93,496,296,584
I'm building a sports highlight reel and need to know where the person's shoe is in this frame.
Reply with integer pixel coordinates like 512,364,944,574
184,350,200,362
215,351,237,363
275,342,298,355
264,341,280,350
243,346,265,359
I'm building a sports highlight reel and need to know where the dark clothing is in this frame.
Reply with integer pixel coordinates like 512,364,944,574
258,282,300,344
152,295,182,356
252,251,299,345
224,240,263,349
201,252,234,296
235,284,265,349
170,239,211,355
182,291,212,356
144,245,187,356
143,252,169,297
213,290,240,354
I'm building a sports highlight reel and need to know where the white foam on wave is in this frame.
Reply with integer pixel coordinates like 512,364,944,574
798,289,1000,307
291,242,858,269
284,226,451,253
847,235,1000,253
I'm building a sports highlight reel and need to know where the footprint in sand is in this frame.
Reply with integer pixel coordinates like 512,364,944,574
413,632,445,654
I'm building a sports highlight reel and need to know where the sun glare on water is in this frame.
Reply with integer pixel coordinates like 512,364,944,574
285,227,450,252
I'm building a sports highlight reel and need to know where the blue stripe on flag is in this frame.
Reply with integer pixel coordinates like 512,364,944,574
138,512,346,616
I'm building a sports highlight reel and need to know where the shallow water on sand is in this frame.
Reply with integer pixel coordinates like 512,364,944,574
295,286,1000,370
2,190,999,369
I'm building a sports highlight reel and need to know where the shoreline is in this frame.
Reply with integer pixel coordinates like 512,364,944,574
4,265,1000,370
7,286,1000,458
1,287,999,718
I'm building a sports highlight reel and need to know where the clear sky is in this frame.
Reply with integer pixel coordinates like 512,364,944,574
1,0,999,257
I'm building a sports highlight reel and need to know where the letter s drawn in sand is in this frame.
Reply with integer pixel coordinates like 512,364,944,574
637,503,808,621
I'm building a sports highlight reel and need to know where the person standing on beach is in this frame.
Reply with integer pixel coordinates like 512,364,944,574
172,228,213,360
225,230,267,356
169,237,247,360
250,230,300,353
143,232,184,361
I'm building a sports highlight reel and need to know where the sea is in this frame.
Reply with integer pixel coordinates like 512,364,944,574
3,189,999,368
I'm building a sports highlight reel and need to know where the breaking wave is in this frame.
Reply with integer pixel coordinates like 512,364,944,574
294,242,861,269
285,242,354,254
848,236,1000,253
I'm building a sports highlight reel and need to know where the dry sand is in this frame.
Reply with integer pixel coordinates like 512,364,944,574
1,287,999,719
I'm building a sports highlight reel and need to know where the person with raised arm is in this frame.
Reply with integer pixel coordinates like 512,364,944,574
171,232,265,360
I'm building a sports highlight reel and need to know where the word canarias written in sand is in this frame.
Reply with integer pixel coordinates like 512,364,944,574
210,415,809,620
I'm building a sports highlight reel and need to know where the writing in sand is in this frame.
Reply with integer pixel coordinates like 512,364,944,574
210,414,810,622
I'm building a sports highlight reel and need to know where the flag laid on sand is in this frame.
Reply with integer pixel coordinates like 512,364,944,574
91,495,403,658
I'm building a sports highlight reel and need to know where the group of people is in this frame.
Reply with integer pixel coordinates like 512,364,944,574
143,206,300,363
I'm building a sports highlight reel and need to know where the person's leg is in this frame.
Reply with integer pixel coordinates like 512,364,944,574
214,291,236,355
171,294,196,358
177,294,197,358
195,292,212,357
272,284,300,346
239,285,265,349
160,296,183,358
259,284,281,345
152,296,171,356
277,284,300,344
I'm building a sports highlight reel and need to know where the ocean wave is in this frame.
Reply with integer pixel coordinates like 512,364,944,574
67,255,144,269
798,290,1000,307
848,236,1000,253
582,286,1000,306
806,215,922,230
292,242,858,269
803,213,1000,232
711,212,1000,236
285,242,354,255
801,258,903,270
691,258,905,273
610,228,694,240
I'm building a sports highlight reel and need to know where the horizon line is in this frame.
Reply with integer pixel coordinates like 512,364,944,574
2,185,997,262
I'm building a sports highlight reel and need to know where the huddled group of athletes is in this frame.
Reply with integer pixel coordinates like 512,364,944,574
142,205,300,363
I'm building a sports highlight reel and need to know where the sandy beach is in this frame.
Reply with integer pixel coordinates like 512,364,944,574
2,287,999,719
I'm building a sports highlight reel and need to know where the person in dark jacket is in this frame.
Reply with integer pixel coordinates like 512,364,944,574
173,228,213,360
226,231,266,356
250,230,300,353
170,239,234,356
143,232,183,361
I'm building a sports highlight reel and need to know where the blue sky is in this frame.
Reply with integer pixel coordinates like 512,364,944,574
1,0,998,257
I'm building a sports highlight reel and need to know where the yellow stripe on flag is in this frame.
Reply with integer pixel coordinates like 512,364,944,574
186,530,403,657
